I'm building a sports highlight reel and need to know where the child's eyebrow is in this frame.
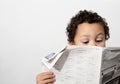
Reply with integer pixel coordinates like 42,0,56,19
97,33,105,36
80,34,90,37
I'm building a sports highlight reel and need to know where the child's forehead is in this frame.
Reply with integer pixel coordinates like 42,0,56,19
75,23,105,38
77,22,103,29
76,23,104,33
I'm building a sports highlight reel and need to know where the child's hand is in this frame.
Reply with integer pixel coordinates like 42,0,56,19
36,71,56,84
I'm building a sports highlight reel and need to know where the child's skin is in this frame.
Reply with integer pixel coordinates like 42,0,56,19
36,22,106,84
70,22,106,47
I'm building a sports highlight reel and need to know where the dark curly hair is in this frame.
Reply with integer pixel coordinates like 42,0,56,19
66,10,110,42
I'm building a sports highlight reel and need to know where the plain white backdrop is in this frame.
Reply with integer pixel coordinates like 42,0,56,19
0,0,120,84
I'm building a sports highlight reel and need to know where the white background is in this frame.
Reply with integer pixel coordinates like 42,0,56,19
0,0,120,84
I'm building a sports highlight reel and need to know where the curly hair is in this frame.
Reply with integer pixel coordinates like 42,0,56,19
66,10,110,42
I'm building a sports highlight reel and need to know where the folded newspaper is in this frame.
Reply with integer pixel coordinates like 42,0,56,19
42,46,120,84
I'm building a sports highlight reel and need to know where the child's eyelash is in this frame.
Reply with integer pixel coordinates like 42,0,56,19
83,41,89,44
96,40,103,42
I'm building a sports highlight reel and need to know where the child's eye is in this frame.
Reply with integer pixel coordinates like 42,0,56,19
96,40,103,42
82,41,89,44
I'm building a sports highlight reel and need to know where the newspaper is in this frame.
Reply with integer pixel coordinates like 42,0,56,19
42,46,120,84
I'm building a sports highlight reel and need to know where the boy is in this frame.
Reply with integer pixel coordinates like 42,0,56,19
36,10,110,84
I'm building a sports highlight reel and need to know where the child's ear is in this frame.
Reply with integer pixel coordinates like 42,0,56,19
69,42,74,45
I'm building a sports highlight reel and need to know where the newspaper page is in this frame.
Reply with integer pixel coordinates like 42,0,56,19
42,46,120,84
101,47,120,84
